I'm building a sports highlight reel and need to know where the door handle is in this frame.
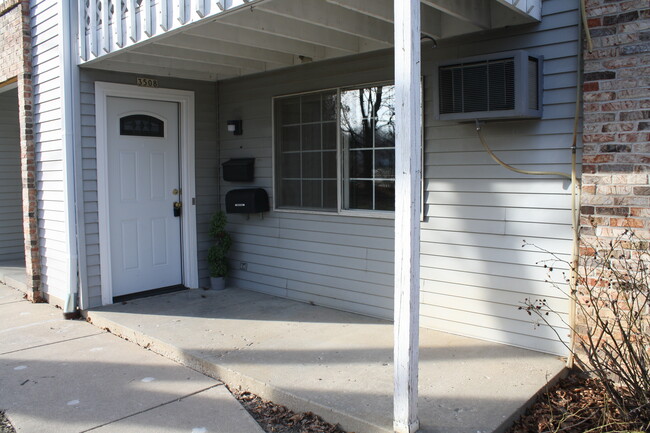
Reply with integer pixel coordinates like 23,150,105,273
173,201,182,217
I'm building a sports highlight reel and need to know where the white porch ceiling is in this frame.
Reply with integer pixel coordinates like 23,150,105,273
80,0,541,82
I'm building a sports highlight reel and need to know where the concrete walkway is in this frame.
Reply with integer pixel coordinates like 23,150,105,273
86,288,567,433
0,284,264,433
0,260,27,293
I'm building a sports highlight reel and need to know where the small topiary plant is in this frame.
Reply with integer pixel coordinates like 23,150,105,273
207,211,232,278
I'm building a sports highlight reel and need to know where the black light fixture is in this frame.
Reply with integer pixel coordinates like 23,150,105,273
227,120,243,135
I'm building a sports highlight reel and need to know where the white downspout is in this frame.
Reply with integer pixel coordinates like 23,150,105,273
59,0,81,318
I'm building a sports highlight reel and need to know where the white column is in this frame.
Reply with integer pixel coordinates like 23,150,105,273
77,0,87,60
393,0,422,432
101,0,110,53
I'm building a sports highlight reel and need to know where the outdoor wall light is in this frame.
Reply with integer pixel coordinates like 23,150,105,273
227,120,243,135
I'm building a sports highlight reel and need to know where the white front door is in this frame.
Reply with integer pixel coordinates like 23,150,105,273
106,97,182,297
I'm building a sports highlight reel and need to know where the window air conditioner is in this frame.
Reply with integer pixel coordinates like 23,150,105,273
434,50,543,121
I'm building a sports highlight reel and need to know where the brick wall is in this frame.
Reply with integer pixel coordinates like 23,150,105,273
0,0,22,83
577,0,650,363
0,0,41,300
581,0,650,240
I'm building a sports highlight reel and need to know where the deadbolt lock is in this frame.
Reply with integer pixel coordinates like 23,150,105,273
172,188,179,195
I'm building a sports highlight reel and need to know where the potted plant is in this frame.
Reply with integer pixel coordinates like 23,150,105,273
207,211,232,290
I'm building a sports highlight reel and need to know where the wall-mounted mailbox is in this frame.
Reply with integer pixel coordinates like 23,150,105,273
225,188,269,214
222,158,255,182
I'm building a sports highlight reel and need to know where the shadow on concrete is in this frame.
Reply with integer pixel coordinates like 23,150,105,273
0,354,561,433
87,288,566,433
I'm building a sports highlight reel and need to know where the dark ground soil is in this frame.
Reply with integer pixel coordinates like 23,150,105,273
229,386,349,433
0,411,15,433
232,370,648,433
507,370,647,433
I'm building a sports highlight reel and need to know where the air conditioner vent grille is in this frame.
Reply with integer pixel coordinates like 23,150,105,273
435,50,543,121
439,58,515,115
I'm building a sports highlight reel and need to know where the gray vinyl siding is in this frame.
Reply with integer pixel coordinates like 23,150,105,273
219,54,396,319
75,0,578,354
79,69,219,307
0,89,23,262
420,0,578,355
30,0,69,299
219,0,578,355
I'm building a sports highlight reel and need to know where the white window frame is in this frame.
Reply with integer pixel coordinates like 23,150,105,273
272,80,422,220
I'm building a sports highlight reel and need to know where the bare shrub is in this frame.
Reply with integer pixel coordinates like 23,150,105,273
521,229,650,430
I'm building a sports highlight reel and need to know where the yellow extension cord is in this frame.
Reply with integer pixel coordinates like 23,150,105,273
473,0,592,367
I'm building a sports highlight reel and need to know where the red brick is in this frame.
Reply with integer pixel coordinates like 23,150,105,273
588,17,602,28
603,57,639,68
595,207,630,216
601,122,636,132
610,217,646,228
583,154,615,164
580,0,650,366
583,185,597,194
1,1,40,299
601,100,639,111
584,133,617,142
584,91,617,102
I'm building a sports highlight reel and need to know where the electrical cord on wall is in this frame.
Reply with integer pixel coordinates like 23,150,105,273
475,121,572,180
475,118,581,367
474,0,590,367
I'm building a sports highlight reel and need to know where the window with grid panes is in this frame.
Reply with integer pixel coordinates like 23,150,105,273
274,84,396,213
274,91,338,210
340,85,395,211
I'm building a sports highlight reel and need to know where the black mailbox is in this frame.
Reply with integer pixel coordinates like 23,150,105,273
222,158,255,182
225,188,269,214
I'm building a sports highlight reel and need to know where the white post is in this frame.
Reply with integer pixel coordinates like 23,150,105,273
159,0,169,31
194,0,205,18
144,0,153,37
89,0,97,57
78,0,87,60
393,0,421,432
177,0,186,24
128,0,137,42
115,0,124,47
101,0,110,53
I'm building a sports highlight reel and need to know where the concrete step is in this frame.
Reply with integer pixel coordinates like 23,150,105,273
84,288,567,433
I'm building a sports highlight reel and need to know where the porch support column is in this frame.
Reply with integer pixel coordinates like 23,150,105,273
393,1,421,433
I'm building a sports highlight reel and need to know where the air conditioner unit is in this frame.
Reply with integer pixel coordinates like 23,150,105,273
434,50,543,121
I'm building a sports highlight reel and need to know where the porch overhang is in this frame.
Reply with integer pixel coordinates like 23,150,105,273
77,0,542,82
76,1,546,431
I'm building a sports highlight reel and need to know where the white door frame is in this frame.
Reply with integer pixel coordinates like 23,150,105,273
95,82,198,305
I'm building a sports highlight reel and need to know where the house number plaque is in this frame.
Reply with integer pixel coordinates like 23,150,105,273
137,77,159,88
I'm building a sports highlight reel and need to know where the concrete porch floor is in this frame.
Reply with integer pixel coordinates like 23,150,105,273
85,288,566,433
0,259,27,292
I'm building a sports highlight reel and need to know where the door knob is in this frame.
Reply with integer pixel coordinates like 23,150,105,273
173,201,182,217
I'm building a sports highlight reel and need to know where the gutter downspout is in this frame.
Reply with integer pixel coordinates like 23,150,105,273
60,0,81,319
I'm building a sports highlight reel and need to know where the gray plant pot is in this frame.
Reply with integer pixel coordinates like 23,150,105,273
209,276,226,291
